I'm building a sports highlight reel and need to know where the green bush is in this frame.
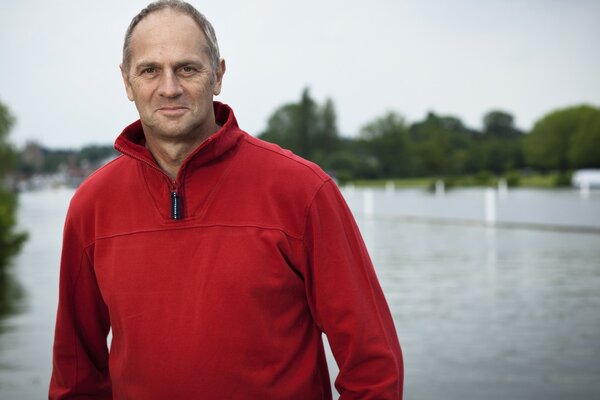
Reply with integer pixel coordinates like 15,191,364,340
0,188,28,268
503,170,521,187
474,170,494,186
553,171,572,187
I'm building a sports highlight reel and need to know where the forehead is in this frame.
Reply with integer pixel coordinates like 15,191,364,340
129,9,207,62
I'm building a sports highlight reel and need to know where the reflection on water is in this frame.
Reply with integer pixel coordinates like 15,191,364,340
0,189,68,399
1,187,600,399
368,219,600,400
0,271,26,333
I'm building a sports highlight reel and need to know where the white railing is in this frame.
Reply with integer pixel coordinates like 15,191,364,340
341,183,600,233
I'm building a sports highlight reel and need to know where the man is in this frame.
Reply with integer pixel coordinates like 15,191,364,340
50,1,403,399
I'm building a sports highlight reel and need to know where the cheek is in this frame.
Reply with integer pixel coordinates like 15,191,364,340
135,90,156,109
130,80,154,98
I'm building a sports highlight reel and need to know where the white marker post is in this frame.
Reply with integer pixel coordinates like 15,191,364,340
484,188,496,226
386,180,395,196
364,189,375,217
498,178,508,199
580,181,590,199
435,180,445,197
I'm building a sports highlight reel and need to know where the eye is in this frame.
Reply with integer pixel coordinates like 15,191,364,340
180,66,197,75
138,65,159,78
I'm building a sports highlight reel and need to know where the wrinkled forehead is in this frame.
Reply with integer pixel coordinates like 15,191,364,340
129,9,209,60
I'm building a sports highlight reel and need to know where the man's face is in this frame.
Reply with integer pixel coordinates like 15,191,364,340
121,9,224,143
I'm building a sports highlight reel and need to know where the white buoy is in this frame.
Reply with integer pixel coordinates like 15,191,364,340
498,178,508,199
484,188,496,226
364,189,375,217
435,180,445,197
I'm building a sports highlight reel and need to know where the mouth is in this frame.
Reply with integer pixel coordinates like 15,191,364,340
157,106,188,117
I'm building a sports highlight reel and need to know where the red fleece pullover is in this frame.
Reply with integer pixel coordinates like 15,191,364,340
50,102,403,399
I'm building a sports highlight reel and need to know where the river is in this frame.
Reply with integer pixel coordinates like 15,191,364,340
1,187,599,399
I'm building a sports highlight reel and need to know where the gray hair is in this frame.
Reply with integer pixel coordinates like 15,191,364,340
122,0,220,75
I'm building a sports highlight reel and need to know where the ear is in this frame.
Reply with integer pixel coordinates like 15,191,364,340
212,59,226,96
120,64,135,102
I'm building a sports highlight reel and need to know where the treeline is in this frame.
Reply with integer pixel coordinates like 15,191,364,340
260,88,600,184
8,89,600,186
16,143,117,176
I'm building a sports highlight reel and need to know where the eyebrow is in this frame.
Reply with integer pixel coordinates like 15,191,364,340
132,61,158,72
134,59,205,71
173,60,206,69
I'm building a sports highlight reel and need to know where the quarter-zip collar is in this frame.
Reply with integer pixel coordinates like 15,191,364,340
114,101,243,175
114,101,245,221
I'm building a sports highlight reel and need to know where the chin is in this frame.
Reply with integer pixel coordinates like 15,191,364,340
159,123,202,139
143,115,206,140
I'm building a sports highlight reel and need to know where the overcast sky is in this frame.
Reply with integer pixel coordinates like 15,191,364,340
1,0,599,148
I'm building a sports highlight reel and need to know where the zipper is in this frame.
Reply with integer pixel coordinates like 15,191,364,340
115,144,186,220
171,187,182,220
115,138,215,222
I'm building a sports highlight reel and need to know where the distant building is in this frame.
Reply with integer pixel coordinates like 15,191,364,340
572,169,600,188
22,141,46,173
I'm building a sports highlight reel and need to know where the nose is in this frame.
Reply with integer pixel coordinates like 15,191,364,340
157,70,183,98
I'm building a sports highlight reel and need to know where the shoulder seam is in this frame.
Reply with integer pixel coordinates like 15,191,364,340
241,136,329,183
301,178,333,242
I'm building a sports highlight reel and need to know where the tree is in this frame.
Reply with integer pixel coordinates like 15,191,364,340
524,105,600,171
0,102,17,176
79,144,118,165
568,107,600,169
360,111,414,177
0,100,28,269
259,87,341,166
483,110,521,138
478,110,524,173
409,112,473,176
310,98,340,165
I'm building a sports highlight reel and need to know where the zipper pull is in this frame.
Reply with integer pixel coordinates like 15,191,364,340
171,191,182,220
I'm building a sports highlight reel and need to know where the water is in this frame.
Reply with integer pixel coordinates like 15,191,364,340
1,187,600,399
342,186,600,231
367,221,600,399
0,189,68,399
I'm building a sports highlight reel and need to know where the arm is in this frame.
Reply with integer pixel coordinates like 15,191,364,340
49,212,112,399
303,180,403,399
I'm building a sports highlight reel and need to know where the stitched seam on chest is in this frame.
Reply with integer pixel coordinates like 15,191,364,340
87,223,304,247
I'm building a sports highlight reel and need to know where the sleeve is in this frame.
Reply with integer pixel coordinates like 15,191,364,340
302,179,403,399
49,210,112,399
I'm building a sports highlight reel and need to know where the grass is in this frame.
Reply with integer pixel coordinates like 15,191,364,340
345,172,571,189
347,178,431,188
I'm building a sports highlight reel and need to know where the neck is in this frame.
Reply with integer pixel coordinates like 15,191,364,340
146,141,193,180
144,123,220,180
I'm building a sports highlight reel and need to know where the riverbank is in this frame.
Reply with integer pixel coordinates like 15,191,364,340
347,171,571,189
